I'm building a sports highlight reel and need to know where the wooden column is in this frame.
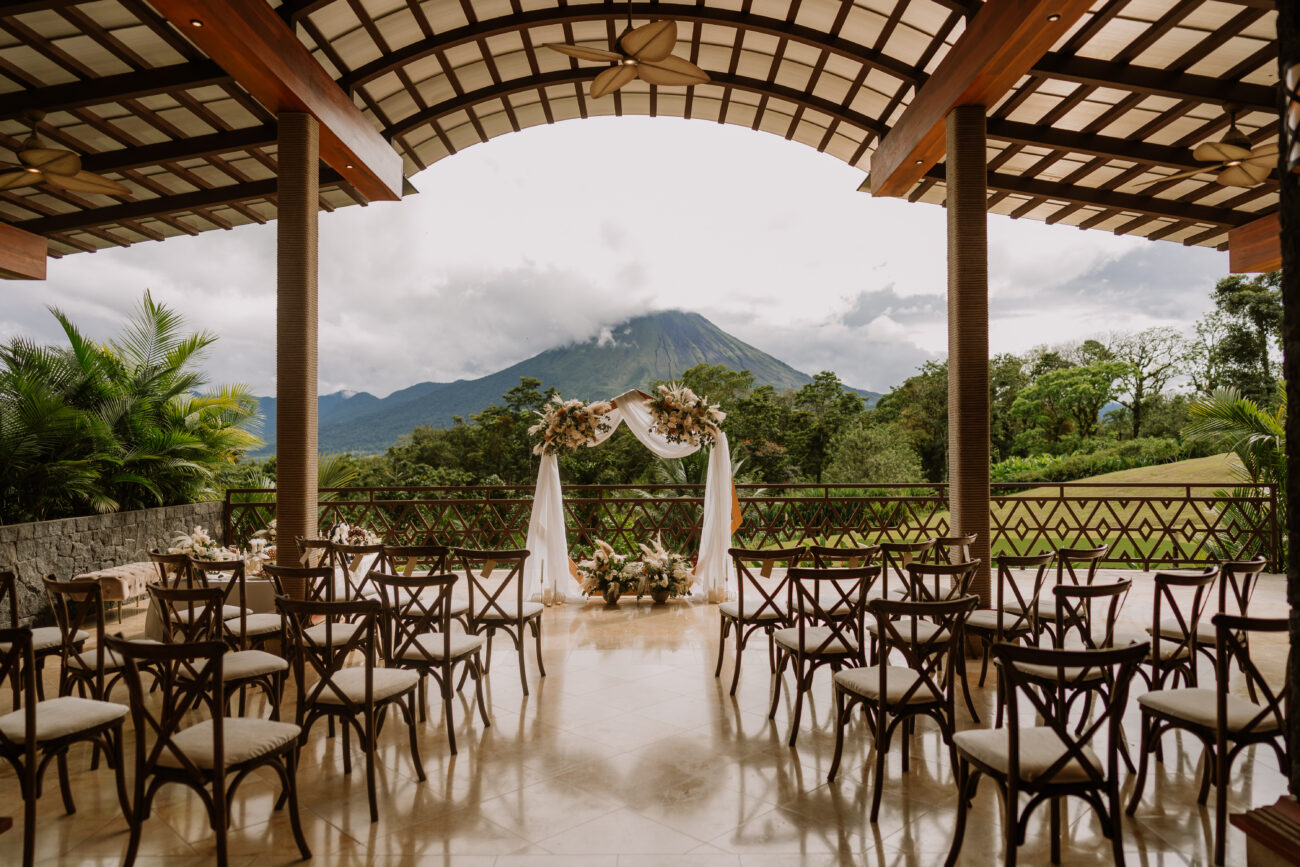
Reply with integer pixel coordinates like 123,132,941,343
1278,0,1300,798
275,112,319,563
946,104,992,604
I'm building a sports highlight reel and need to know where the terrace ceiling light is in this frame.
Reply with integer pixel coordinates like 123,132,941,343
546,13,709,100
0,110,129,196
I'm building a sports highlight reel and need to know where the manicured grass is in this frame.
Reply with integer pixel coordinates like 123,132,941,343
1014,452,1246,499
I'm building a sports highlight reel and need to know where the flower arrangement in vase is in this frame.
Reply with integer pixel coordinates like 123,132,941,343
327,521,382,546
576,539,629,604
648,382,725,447
634,535,694,603
529,395,613,455
168,525,235,562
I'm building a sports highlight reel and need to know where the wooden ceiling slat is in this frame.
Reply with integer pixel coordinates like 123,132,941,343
1030,54,1276,109
0,61,229,117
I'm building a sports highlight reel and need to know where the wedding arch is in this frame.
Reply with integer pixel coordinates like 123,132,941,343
523,386,736,604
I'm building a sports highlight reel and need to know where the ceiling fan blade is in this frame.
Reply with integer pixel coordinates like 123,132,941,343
1247,142,1279,160
0,168,43,190
638,55,710,86
1193,141,1251,163
44,170,130,196
590,64,639,98
1216,162,1271,188
545,42,623,63
621,20,676,62
19,146,81,176
1132,167,1212,187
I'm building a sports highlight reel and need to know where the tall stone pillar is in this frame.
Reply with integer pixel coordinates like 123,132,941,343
945,104,992,604
275,113,319,564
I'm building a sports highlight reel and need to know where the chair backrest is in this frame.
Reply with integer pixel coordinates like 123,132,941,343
371,570,456,665
454,548,530,622
148,549,194,589
807,545,879,568
1055,545,1108,586
0,627,36,738
0,571,17,630
903,560,980,603
879,539,936,598
928,533,977,565
379,544,451,577
1218,555,1268,618
106,634,228,784
1149,566,1218,686
42,575,108,694
263,564,333,603
993,552,1055,631
148,585,223,644
993,641,1147,788
332,542,386,600
1213,613,1288,742
1051,578,1131,650
786,566,877,658
276,596,380,712
868,595,979,707
728,546,806,620
189,557,253,643
295,537,335,569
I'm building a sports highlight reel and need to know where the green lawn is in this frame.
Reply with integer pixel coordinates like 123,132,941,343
1015,452,1246,499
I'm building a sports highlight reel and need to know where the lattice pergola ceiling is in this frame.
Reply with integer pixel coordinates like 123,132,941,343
0,0,1281,259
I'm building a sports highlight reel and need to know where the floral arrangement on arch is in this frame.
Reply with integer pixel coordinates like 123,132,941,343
648,383,725,448
576,539,630,596
327,521,382,546
168,525,235,562
529,395,613,455
634,535,694,598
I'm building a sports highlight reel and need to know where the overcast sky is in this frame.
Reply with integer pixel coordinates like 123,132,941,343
1,116,1229,398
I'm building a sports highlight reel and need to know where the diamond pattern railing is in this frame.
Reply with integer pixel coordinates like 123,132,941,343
224,481,1278,569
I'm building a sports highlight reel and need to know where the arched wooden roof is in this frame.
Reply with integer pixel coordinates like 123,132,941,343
0,0,1281,261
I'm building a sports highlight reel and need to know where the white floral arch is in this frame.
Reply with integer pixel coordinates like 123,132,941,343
523,388,735,604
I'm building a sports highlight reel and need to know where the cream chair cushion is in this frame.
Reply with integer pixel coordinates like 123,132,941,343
954,727,1103,783
303,620,364,647
1138,687,1281,734
476,601,543,621
394,633,484,662
719,600,784,621
315,668,420,705
159,717,301,769
773,626,857,655
0,696,127,743
834,665,936,705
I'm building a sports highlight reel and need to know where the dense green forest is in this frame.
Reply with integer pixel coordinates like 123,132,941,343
219,272,1283,492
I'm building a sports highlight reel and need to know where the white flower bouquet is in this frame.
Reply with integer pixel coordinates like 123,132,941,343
327,521,382,546
648,383,725,448
576,539,629,595
168,525,235,562
528,395,613,456
634,535,694,598
251,518,276,545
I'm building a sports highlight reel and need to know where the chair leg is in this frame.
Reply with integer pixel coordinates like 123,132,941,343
406,695,427,780
365,710,379,823
473,656,491,726
768,650,787,720
945,761,973,867
977,640,991,687
787,661,807,747
56,750,76,814
1214,744,1229,864
110,728,131,819
714,616,729,678
1108,781,1127,867
1125,712,1153,816
728,625,745,696
828,687,848,782
21,762,36,867
444,673,457,756
517,628,530,697
958,651,980,724
285,750,312,861
532,618,546,678
870,714,887,822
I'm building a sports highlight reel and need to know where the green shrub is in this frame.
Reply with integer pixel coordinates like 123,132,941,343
991,437,1187,484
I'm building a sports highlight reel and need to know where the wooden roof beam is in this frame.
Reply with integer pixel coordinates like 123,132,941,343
0,61,228,118
0,222,46,280
1228,212,1281,272
146,0,403,201
13,169,342,237
81,125,277,173
1030,53,1277,109
986,119,1203,171
869,0,1095,199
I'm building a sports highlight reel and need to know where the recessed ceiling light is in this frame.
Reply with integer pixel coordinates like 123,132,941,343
914,159,923,165
346,164,354,169
189,19,204,27
1046,13,1061,22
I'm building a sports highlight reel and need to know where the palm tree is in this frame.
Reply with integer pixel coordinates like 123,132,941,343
1185,386,1285,563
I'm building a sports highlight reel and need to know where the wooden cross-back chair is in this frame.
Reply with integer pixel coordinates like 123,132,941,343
276,595,424,823
106,634,310,867
147,549,194,589
0,570,81,703
372,569,489,755
807,544,880,569
946,641,1147,867
829,594,978,824
0,627,130,867
332,541,386,600
716,546,806,696
965,553,1056,696
927,533,977,565
878,539,935,601
1028,544,1108,643
294,537,335,569
189,558,280,652
1127,613,1289,865
378,544,466,628
769,565,878,746
1139,566,1219,691
454,548,543,696
42,576,125,703
893,559,981,720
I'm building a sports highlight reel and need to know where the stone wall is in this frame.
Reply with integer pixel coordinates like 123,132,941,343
0,501,224,626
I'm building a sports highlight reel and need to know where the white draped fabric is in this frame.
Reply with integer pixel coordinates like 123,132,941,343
523,389,733,604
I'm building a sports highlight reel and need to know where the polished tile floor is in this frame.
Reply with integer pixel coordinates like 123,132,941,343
0,570,1290,866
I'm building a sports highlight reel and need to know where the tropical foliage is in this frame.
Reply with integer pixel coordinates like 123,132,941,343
0,293,260,524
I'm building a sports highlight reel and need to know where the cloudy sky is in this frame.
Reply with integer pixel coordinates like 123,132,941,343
1,116,1229,398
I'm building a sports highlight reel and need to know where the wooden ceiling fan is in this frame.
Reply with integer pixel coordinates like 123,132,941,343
0,110,130,196
1137,106,1277,188
545,10,709,99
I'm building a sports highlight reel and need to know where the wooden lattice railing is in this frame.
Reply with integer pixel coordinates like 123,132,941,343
224,481,1279,569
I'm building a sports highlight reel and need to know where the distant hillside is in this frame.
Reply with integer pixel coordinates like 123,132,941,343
250,310,880,456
